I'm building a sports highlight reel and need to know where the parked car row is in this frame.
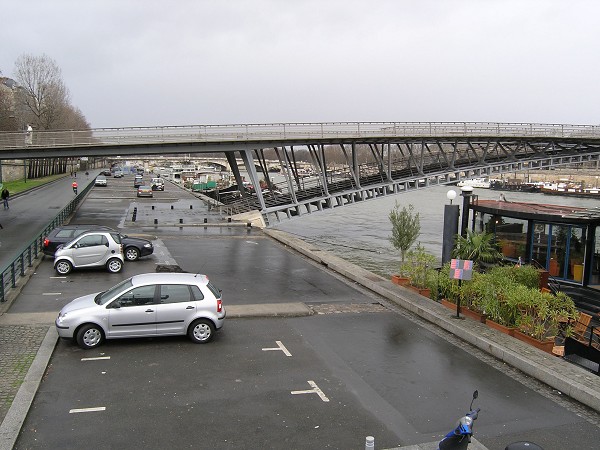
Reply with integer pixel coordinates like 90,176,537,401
43,224,155,275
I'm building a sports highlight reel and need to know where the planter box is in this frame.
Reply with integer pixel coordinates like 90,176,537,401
513,330,555,354
391,275,410,286
407,285,431,298
486,319,516,336
461,307,487,324
440,298,456,310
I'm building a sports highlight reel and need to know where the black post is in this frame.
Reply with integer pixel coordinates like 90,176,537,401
442,204,460,264
460,186,474,237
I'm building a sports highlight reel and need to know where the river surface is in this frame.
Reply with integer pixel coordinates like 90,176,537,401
271,185,600,277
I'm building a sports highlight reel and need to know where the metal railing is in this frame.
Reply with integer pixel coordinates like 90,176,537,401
0,182,95,303
1,121,600,150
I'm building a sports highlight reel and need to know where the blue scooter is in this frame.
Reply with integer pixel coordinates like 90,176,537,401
438,390,480,450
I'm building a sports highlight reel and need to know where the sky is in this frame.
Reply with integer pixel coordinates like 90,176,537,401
1,0,599,129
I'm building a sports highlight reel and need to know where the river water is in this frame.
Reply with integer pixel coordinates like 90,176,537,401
271,184,600,278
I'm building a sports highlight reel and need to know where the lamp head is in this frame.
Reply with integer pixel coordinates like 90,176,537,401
446,190,457,203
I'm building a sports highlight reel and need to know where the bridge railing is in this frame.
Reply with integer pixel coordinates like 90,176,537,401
0,182,94,303
2,122,600,150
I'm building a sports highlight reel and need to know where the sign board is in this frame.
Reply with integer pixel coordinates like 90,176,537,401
450,259,473,281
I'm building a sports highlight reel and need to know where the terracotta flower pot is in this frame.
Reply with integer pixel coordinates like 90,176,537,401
461,307,487,324
408,285,431,298
391,275,410,286
513,330,555,354
486,319,516,336
440,298,456,310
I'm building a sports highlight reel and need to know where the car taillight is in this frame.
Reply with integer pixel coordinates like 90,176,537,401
43,238,50,248
217,299,222,313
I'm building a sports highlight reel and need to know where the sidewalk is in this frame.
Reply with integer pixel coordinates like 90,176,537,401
1,228,600,449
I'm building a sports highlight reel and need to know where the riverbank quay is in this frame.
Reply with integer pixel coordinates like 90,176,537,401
263,228,600,414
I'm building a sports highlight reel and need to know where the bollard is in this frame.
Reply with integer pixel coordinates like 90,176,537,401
228,217,232,223
246,222,251,228
179,219,183,224
171,205,174,210
204,218,208,223
365,436,374,450
151,205,154,210
154,219,158,225
190,205,193,209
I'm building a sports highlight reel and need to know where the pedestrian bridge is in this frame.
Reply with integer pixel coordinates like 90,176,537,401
1,122,600,225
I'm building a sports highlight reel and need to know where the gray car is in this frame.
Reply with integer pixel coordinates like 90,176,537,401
55,273,226,349
54,231,124,275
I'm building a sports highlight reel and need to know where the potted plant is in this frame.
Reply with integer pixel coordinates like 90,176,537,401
404,243,436,297
452,229,503,271
389,202,420,285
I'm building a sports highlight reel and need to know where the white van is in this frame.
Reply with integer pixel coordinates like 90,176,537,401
151,177,165,191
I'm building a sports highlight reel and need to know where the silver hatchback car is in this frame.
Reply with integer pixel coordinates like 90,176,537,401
55,273,226,349
54,231,124,275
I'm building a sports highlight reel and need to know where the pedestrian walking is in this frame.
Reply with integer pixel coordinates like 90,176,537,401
1,187,9,209
72,181,78,195
25,124,33,145
85,171,89,179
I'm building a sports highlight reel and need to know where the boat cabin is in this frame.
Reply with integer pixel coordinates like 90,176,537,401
467,198,600,288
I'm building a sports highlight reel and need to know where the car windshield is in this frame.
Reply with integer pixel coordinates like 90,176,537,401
95,278,133,304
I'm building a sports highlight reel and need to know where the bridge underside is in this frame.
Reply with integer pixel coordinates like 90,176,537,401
210,138,600,226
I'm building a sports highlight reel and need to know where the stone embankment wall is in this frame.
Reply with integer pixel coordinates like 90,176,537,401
0,160,26,183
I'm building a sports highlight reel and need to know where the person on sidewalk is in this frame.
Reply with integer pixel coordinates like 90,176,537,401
1,187,9,209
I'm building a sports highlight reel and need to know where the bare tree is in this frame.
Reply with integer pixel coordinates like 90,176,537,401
13,54,70,130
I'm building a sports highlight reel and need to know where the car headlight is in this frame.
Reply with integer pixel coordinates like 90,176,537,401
144,243,152,248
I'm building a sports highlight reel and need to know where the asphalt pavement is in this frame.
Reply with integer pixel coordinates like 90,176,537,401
1,174,600,449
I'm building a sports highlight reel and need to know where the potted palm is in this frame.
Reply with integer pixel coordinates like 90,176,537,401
452,229,503,270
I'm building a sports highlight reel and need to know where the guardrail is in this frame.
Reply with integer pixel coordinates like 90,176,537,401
1,121,600,150
0,182,95,303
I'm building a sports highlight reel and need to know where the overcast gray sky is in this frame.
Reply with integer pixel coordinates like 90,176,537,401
2,0,599,128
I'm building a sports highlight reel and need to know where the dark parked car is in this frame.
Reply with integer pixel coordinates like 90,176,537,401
43,224,154,261
101,169,112,176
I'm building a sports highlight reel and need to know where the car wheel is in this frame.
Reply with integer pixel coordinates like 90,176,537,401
188,319,215,344
76,324,104,349
125,247,140,261
106,258,123,273
55,260,72,275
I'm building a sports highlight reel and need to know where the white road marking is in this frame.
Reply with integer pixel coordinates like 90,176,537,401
262,340,292,357
291,380,330,402
81,356,111,361
245,241,259,245
69,407,106,414
50,276,67,279
42,293,61,295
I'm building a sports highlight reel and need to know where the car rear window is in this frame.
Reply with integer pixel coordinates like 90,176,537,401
206,281,221,299
55,230,77,238
110,233,122,244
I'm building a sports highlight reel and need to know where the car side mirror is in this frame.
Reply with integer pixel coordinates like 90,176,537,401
110,301,121,309
105,242,109,247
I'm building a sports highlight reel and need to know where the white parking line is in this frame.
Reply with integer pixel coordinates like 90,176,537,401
69,407,106,414
81,356,111,361
50,276,67,279
42,293,61,296
262,340,292,356
291,380,330,402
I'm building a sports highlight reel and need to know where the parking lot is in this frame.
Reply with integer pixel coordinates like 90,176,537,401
5,174,600,449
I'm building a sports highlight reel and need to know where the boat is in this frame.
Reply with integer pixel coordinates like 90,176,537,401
540,182,600,198
456,177,491,189
489,179,542,193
